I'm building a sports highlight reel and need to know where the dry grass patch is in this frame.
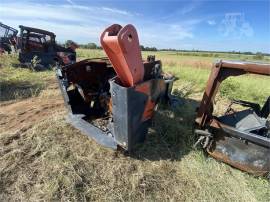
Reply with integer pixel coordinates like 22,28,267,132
0,107,269,201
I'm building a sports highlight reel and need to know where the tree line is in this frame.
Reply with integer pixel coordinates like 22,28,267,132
63,40,270,56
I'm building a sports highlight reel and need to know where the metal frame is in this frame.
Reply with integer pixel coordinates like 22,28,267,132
0,22,18,38
0,22,18,54
56,57,175,151
195,60,270,176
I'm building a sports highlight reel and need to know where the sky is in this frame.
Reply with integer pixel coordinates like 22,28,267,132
1,0,269,53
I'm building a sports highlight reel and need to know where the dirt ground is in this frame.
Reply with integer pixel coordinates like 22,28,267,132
0,81,64,134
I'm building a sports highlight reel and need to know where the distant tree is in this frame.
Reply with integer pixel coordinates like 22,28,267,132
243,51,253,55
144,46,157,51
140,45,157,51
253,52,264,60
87,43,97,49
65,40,76,47
79,42,99,49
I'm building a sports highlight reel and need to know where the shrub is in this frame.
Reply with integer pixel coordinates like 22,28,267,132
220,78,241,99
253,53,264,60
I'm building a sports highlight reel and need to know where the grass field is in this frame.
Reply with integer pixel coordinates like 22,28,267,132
0,50,269,201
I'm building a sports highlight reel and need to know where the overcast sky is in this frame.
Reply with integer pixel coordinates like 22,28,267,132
1,0,269,53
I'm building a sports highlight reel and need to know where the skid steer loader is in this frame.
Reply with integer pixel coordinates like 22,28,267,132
56,24,176,151
195,60,270,176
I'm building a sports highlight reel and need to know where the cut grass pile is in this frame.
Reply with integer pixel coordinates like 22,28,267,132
0,50,269,201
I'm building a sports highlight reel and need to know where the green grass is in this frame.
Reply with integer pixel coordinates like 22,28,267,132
149,50,270,61
77,49,105,59
0,50,269,201
163,65,270,106
0,54,53,101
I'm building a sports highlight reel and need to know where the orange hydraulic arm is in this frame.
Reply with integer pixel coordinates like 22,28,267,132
100,24,144,87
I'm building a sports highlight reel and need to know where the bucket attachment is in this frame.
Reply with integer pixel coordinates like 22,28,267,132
56,24,176,151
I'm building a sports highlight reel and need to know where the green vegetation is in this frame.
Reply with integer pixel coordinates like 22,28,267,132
77,49,105,59
69,40,270,59
0,50,269,201
163,65,270,106
253,52,265,60
76,49,269,106
0,54,53,101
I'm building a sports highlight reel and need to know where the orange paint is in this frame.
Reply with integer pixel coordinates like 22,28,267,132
135,83,156,121
100,24,144,87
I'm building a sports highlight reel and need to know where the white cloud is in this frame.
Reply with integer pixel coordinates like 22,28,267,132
179,1,201,15
162,1,201,20
102,7,132,16
0,4,82,22
0,1,196,48
207,20,216,25
0,3,133,26
219,13,254,38
0,1,265,52
169,24,194,39
66,0,75,5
